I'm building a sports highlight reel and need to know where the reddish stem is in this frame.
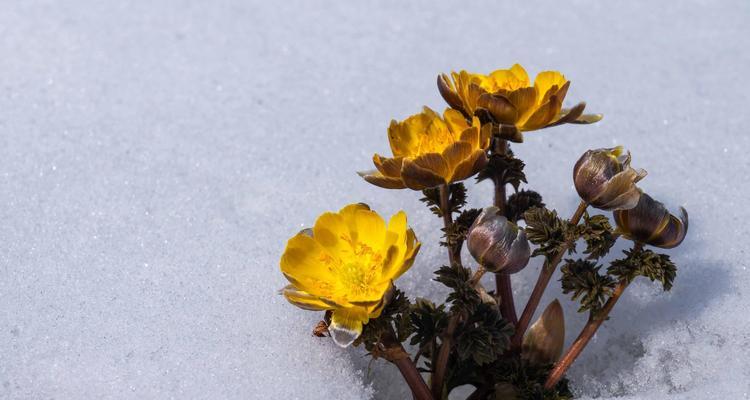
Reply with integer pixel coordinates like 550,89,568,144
512,201,588,348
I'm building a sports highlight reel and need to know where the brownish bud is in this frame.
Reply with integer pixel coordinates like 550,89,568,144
613,192,688,249
522,299,565,365
467,206,530,274
573,146,647,211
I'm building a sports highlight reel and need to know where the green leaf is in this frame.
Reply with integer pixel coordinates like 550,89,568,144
608,249,677,291
560,259,616,313
524,207,571,260
578,212,617,260
476,153,527,191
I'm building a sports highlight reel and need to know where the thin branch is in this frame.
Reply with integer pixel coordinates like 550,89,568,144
512,200,588,348
543,242,644,389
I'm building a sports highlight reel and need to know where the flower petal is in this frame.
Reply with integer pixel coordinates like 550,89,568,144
401,154,449,190
547,102,586,127
373,154,404,177
358,170,407,189
329,306,369,347
280,234,337,295
521,93,563,131
353,208,387,250
450,148,487,183
282,285,332,311
477,93,518,124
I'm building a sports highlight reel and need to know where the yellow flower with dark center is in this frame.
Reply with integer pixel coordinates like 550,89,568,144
359,106,491,190
438,64,601,141
280,203,420,347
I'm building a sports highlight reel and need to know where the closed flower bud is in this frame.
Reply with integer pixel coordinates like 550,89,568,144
573,146,647,211
613,192,688,249
466,206,530,274
522,299,565,365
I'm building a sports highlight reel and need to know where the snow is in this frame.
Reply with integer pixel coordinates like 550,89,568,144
0,0,748,399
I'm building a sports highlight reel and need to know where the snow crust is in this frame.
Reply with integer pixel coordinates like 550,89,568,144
0,1,748,399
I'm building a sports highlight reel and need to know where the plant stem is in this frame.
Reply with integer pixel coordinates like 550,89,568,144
491,139,517,325
497,273,517,325
380,331,434,400
543,280,628,389
439,184,459,266
432,184,457,398
512,200,588,348
543,242,644,389
432,263,487,398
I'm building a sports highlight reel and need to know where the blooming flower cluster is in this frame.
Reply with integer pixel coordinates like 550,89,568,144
277,64,688,400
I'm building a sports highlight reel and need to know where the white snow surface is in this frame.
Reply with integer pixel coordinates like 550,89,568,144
0,1,748,399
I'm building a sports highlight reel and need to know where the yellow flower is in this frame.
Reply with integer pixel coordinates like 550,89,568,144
280,203,420,347
359,106,491,190
438,64,602,141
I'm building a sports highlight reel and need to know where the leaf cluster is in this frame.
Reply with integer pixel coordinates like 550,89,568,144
409,298,448,356
476,152,527,191
560,259,616,313
575,213,617,260
434,264,481,313
608,248,677,291
455,303,514,366
355,288,413,351
524,207,572,260
488,359,573,400
420,182,467,217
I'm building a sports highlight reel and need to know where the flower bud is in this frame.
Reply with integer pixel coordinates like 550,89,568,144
522,299,565,365
466,206,530,273
573,146,647,211
613,192,688,249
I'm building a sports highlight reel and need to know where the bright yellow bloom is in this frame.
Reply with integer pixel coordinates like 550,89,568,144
359,106,491,190
280,203,420,347
438,64,601,141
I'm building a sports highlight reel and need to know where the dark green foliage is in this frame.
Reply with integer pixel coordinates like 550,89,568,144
421,183,468,217
455,303,514,366
476,153,527,191
355,288,413,350
434,264,481,313
524,207,572,260
409,298,448,351
488,359,573,400
608,248,677,291
576,213,617,260
506,190,545,222
560,259,616,313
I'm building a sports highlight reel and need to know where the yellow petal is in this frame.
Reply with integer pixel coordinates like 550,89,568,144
313,212,353,258
280,234,337,296
534,71,567,102
477,93,518,124
354,208,387,250
459,125,481,149
520,95,562,131
509,63,530,85
450,148,488,182
373,154,404,177
507,87,538,122
401,157,447,190
359,171,407,189
282,285,332,311
443,108,470,134
329,306,369,347
442,141,473,173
